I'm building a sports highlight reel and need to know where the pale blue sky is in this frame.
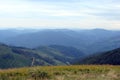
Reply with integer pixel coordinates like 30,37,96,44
0,0,120,29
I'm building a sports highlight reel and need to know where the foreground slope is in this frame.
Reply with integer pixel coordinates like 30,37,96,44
79,48,120,65
0,44,84,69
0,65,120,80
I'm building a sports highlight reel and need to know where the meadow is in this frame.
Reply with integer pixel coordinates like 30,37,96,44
0,65,120,80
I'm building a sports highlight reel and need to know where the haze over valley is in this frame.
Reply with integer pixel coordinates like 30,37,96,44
0,28,120,68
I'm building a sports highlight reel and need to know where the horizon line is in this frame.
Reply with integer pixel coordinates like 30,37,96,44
0,27,120,31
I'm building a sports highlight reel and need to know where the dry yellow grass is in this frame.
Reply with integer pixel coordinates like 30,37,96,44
0,65,119,80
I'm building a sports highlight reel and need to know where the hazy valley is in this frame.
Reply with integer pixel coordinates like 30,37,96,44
0,29,120,69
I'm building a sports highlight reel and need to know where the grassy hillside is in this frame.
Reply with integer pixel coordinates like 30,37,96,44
35,45,85,63
0,65,119,80
0,44,31,68
0,44,84,69
79,48,120,65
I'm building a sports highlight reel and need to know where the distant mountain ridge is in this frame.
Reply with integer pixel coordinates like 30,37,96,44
1,29,120,54
0,29,39,42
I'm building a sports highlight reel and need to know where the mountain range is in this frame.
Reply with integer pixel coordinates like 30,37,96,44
0,28,120,68
1,29,120,54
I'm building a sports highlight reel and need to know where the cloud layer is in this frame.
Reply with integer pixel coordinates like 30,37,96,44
0,0,120,29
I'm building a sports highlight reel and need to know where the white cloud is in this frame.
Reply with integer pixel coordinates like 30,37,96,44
0,0,120,30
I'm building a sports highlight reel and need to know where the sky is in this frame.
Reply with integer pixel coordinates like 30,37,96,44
0,0,120,30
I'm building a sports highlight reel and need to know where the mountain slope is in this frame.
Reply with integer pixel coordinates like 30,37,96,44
89,35,120,53
0,43,84,69
79,48,120,65
35,45,85,64
0,44,31,68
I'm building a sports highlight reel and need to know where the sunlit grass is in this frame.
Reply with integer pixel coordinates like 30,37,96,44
0,65,120,80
